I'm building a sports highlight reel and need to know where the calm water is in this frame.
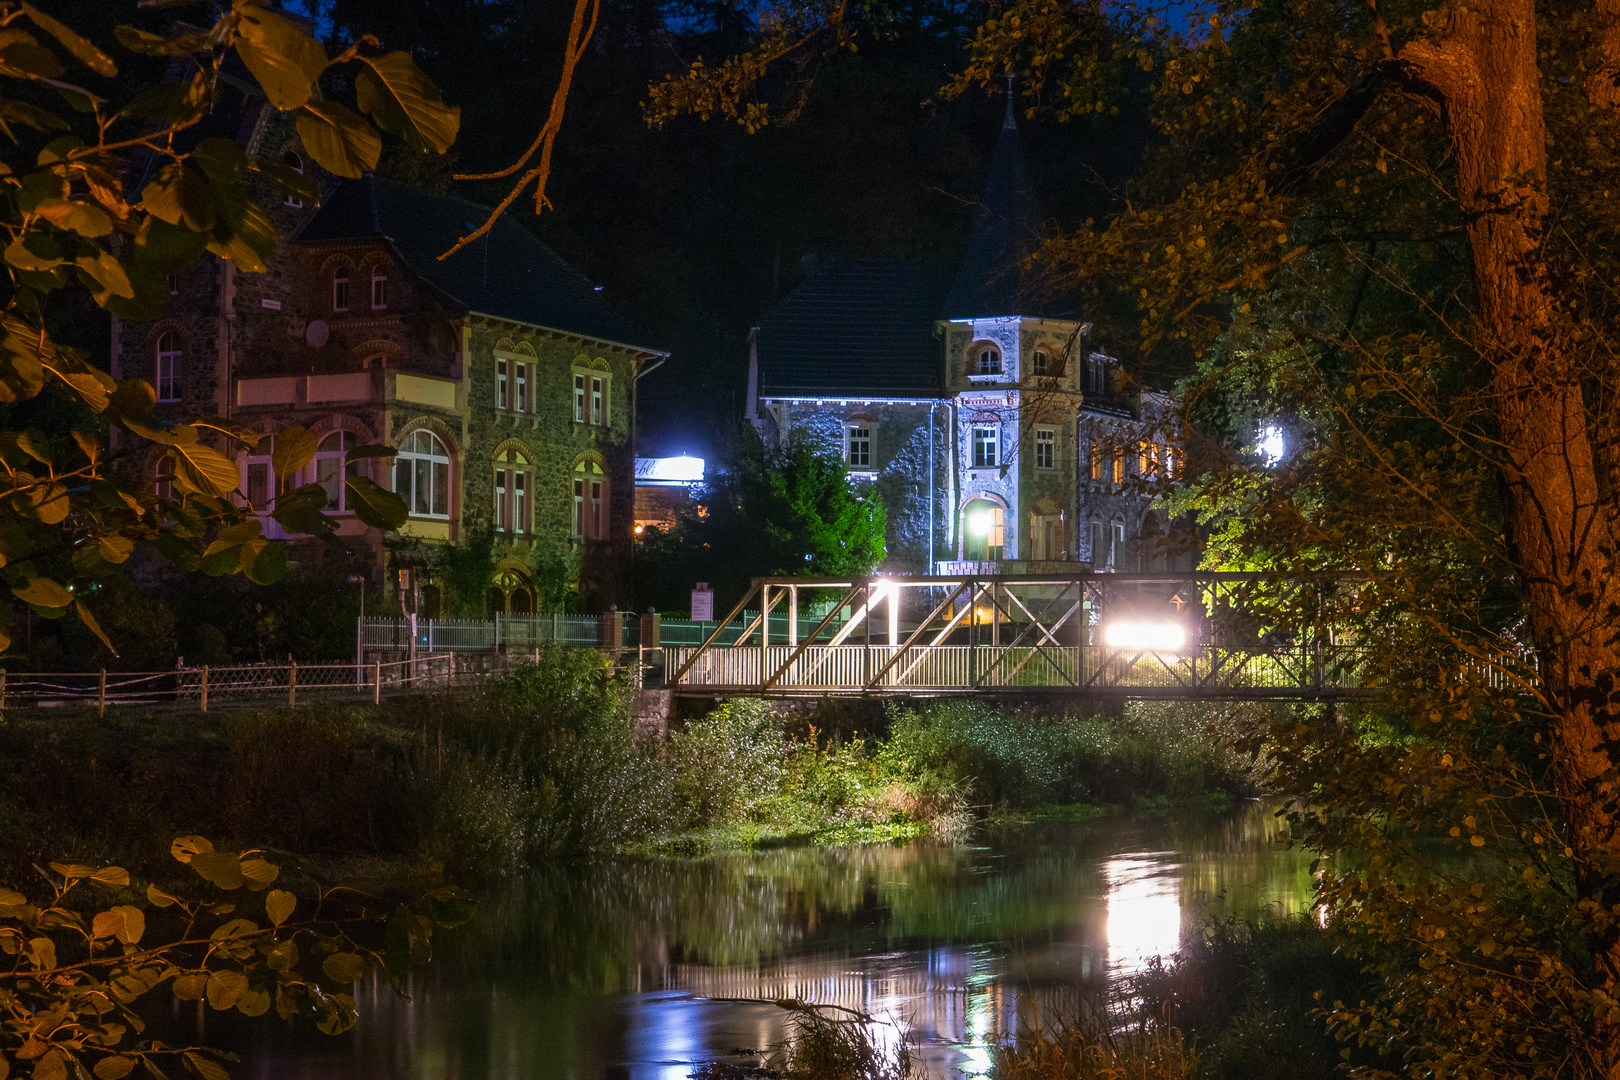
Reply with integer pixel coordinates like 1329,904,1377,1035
233,804,1313,1079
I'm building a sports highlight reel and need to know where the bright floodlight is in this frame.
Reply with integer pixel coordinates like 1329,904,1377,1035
1257,425,1285,465
1103,621,1187,652
969,511,993,536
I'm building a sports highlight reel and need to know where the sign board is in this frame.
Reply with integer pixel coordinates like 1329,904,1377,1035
691,583,714,622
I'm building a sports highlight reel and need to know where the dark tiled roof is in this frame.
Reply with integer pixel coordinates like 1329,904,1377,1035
297,175,660,353
944,110,1075,321
754,261,954,398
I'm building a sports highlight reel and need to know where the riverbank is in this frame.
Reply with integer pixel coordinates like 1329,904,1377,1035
0,648,1271,881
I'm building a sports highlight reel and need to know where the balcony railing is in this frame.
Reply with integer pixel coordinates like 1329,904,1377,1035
235,370,458,411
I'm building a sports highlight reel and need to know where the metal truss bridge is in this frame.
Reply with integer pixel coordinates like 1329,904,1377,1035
666,572,1380,702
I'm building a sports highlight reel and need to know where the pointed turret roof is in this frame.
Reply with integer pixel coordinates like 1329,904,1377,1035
943,93,1074,320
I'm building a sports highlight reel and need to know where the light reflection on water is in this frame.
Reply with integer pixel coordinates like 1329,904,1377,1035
237,804,1312,1079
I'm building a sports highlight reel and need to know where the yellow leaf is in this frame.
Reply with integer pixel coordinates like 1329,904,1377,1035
146,884,181,908
264,889,295,926
171,835,213,864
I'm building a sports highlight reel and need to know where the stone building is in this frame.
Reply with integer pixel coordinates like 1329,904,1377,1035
748,100,1191,574
111,84,665,615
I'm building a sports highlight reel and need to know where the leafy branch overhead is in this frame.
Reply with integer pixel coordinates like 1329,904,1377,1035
0,1,459,654
0,836,474,1080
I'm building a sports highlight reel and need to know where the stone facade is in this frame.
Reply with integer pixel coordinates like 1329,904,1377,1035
112,105,663,615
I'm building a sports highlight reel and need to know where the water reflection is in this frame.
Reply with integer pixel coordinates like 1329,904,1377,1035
239,804,1313,1079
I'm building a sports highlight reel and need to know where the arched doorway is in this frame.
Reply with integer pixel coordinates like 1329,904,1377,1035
490,565,537,615
962,498,1005,561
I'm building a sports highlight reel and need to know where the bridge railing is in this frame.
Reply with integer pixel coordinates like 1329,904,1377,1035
666,643,1376,696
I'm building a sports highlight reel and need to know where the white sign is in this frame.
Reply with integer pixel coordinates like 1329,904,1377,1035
691,584,714,622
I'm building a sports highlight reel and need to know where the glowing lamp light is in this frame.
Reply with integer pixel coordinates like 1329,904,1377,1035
1103,621,1187,652
968,511,993,537
1257,425,1286,465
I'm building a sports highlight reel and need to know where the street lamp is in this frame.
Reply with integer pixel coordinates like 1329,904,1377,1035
1103,620,1187,652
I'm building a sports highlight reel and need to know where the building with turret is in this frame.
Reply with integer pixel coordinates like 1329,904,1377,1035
747,99,1190,574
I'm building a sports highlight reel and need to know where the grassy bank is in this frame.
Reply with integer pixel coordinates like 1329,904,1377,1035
0,646,1268,880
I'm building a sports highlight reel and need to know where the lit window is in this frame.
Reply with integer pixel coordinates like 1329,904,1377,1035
573,374,586,422
314,431,364,513
156,332,182,402
976,346,1001,375
973,426,998,468
591,376,604,425
1139,440,1153,476
1035,427,1055,470
516,362,528,412
573,460,607,539
1088,440,1104,481
332,270,349,313
1112,447,1125,485
494,447,531,532
371,270,387,310
497,359,510,410
393,430,451,518
847,425,872,468
283,151,304,208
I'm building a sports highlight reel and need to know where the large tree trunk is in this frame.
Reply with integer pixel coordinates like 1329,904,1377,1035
1397,2,1620,1070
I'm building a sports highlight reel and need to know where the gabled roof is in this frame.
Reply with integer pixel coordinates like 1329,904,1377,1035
297,175,662,354
754,260,955,398
943,101,1075,321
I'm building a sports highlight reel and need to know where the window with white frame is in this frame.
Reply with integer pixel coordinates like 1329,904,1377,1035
976,345,1001,375
1112,522,1126,566
156,332,182,402
1033,349,1049,376
370,270,387,310
283,151,304,207
494,447,531,533
332,269,349,313
1089,520,1106,566
314,431,364,513
1035,427,1056,470
244,438,274,509
847,424,872,468
591,375,606,425
573,374,586,422
973,426,998,468
515,362,528,412
497,358,511,410
394,430,451,518
155,454,175,500
573,460,607,539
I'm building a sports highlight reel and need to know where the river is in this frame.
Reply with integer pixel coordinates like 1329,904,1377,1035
233,803,1314,1079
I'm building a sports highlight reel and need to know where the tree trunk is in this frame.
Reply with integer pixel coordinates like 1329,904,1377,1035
1399,3,1620,1071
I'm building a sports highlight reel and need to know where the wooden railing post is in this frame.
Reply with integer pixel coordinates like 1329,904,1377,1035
373,659,381,704
288,661,297,707
200,666,208,713
97,669,106,718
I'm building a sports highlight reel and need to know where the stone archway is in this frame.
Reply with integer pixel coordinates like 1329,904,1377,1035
490,564,537,615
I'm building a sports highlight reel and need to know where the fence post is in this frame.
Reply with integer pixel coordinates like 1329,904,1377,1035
601,607,623,660
373,659,381,705
201,666,208,713
288,661,297,707
98,669,106,718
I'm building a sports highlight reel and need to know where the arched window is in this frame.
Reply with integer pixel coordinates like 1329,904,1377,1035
494,446,531,533
332,268,349,313
491,566,536,615
976,345,1001,375
283,151,304,208
315,431,365,513
394,430,451,518
963,499,1004,561
573,460,607,540
155,453,175,500
370,269,387,310
156,332,182,402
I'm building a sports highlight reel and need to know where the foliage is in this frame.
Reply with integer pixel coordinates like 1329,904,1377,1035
0,2,460,654
776,1002,914,1080
634,427,886,612
0,835,472,1080
878,700,1264,811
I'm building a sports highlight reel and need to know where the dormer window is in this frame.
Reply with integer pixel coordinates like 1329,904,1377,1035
283,151,304,208
976,346,1001,375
